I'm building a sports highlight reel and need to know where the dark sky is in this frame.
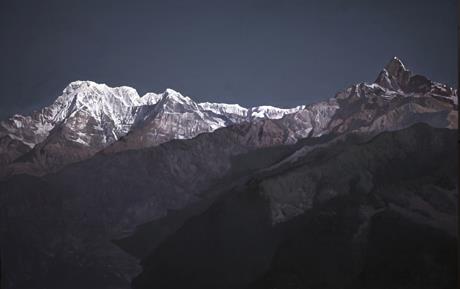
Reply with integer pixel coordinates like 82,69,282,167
0,0,457,119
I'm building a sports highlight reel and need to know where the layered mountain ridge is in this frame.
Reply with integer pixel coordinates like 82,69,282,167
132,124,458,289
1,57,457,178
0,57,458,289
0,81,307,177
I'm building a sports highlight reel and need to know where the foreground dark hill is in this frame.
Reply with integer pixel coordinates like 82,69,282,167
2,115,456,289
132,124,457,289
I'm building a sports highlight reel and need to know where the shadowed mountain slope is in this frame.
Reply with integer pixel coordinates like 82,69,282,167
131,124,457,289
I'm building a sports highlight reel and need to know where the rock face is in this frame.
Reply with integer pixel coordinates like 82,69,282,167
375,57,458,101
0,58,458,289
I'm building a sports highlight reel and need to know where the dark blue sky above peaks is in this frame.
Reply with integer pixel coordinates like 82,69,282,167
0,0,457,119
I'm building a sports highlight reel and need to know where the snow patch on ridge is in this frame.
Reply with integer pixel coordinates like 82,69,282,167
248,105,306,119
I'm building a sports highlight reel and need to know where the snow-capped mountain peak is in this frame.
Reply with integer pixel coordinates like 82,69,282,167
65,81,141,105
152,88,202,113
161,88,195,105
163,88,181,95
140,92,163,106
1,81,145,154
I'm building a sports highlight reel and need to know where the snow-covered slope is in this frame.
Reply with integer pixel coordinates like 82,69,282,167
198,102,306,121
247,105,306,119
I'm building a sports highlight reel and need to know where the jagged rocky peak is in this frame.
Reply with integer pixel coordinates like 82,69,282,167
385,57,411,80
375,56,412,91
373,56,454,97
335,57,457,104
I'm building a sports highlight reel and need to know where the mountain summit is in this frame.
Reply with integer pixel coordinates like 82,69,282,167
375,57,412,91
375,57,457,101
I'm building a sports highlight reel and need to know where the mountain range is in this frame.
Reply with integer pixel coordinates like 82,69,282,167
0,81,304,177
0,57,458,289
1,57,456,178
